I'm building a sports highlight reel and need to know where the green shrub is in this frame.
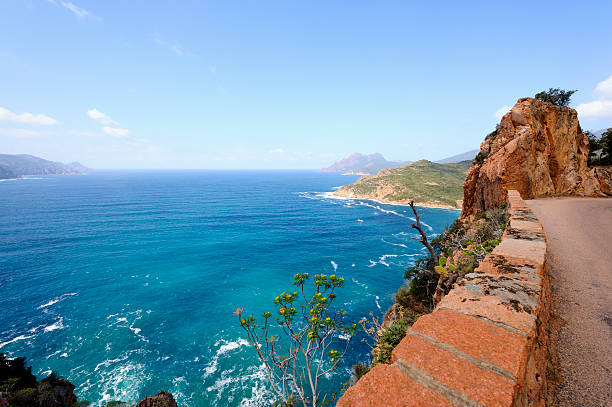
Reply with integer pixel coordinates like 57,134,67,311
534,88,576,106
372,319,410,365
474,151,488,164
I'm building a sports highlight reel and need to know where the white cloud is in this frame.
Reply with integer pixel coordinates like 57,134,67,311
493,105,511,120
103,127,129,137
594,75,612,98
576,75,612,119
209,65,216,74
0,107,57,125
268,148,285,154
576,100,612,119
87,108,120,126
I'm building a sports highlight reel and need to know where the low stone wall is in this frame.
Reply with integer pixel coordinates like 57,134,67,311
338,190,550,407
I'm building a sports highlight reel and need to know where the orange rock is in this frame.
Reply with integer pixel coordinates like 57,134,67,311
462,98,611,217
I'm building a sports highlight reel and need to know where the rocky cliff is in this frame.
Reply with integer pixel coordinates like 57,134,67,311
462,98,612,217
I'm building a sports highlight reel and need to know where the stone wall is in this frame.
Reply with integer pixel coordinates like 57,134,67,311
338,190,550,407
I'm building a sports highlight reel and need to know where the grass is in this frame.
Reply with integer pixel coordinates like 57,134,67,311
336,160,471,207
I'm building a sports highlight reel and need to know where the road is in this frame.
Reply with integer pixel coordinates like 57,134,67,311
526,197,612,407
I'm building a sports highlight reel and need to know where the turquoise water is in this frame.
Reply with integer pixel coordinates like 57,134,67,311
0,171,459,406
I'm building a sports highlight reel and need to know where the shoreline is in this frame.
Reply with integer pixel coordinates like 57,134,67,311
330,190,461,210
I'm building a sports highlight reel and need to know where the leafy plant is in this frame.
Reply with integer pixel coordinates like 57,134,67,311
534,88,576,106
236,273,357,407
474,151,488,165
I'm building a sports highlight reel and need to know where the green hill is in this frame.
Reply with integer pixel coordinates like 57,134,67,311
334,159,471,208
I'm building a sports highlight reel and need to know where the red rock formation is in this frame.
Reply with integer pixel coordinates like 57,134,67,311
136,391,178,407
462,98,611,217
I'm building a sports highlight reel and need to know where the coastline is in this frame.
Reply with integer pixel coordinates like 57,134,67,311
330,190,461,210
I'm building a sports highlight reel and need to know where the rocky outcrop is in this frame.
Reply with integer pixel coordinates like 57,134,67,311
462,98,611,217
136,391,178,407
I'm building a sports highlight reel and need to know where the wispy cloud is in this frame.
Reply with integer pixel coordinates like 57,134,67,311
48,1,101,21
576,75,612,120
269,148,285,154
493,105,511,120
88,108,132,139
209,65,216,74
87,108,119,126
0,107,57,125
153,35,194,57
102,126,129,137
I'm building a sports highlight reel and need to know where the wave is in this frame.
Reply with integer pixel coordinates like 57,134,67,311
381,237,407,248
330,260,338,272
202,338,250,379
43,316,65,332
375,296,382,310
38,292,78,309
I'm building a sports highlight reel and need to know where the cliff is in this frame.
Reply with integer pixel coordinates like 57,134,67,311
462,98,612,217
334,160,471,208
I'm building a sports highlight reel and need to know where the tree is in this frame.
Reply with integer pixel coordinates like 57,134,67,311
587,128,612,166
236,273,357,407
534,88,577,106
602,128,612,165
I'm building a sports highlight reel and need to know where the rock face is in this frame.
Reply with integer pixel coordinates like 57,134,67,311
462,98,611,217
136,391,178,407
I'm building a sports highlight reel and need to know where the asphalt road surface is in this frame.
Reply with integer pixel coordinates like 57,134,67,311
527,197,612,407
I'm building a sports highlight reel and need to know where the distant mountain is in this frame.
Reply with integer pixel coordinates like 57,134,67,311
0,154,89,180
65,161,90,173
435,149,479,164
334,160,472,208
321,153,406,175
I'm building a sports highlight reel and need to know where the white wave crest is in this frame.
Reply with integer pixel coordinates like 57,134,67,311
330,260,338,272
202,338,250,379
38,293,78,309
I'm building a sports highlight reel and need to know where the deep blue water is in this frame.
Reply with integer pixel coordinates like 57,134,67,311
0,171,459,406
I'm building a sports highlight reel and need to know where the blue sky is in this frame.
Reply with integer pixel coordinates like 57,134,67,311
1,0,612,169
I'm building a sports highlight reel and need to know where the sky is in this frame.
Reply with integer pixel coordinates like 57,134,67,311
1,0,612,169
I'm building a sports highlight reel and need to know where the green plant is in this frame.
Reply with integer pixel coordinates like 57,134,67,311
236,273,357,407
371,320,410,365
474,151,488,164
534,88,576,106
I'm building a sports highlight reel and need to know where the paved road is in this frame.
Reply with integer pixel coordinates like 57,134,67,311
527,197,612,407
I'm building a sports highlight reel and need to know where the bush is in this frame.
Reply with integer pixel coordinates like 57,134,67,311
534,88,576,106
474,151,488,164
372,319,410,365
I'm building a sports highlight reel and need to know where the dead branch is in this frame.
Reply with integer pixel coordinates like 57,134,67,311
408,200,438,264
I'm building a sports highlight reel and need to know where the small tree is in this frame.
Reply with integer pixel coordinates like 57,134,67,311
534,88,577,106
236,273,357,407
587,128,612,166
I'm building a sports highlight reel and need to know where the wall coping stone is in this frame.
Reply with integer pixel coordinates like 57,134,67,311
337,190,551,407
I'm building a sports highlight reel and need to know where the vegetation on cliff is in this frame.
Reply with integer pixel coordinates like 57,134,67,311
344,202,507,391
534,88,576,106
334,160,471,208
0,353,80,407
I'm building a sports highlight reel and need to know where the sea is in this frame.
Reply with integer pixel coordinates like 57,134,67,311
0,170,459,406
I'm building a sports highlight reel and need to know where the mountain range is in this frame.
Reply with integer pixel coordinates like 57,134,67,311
0,154,89,180
322,150,477,175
